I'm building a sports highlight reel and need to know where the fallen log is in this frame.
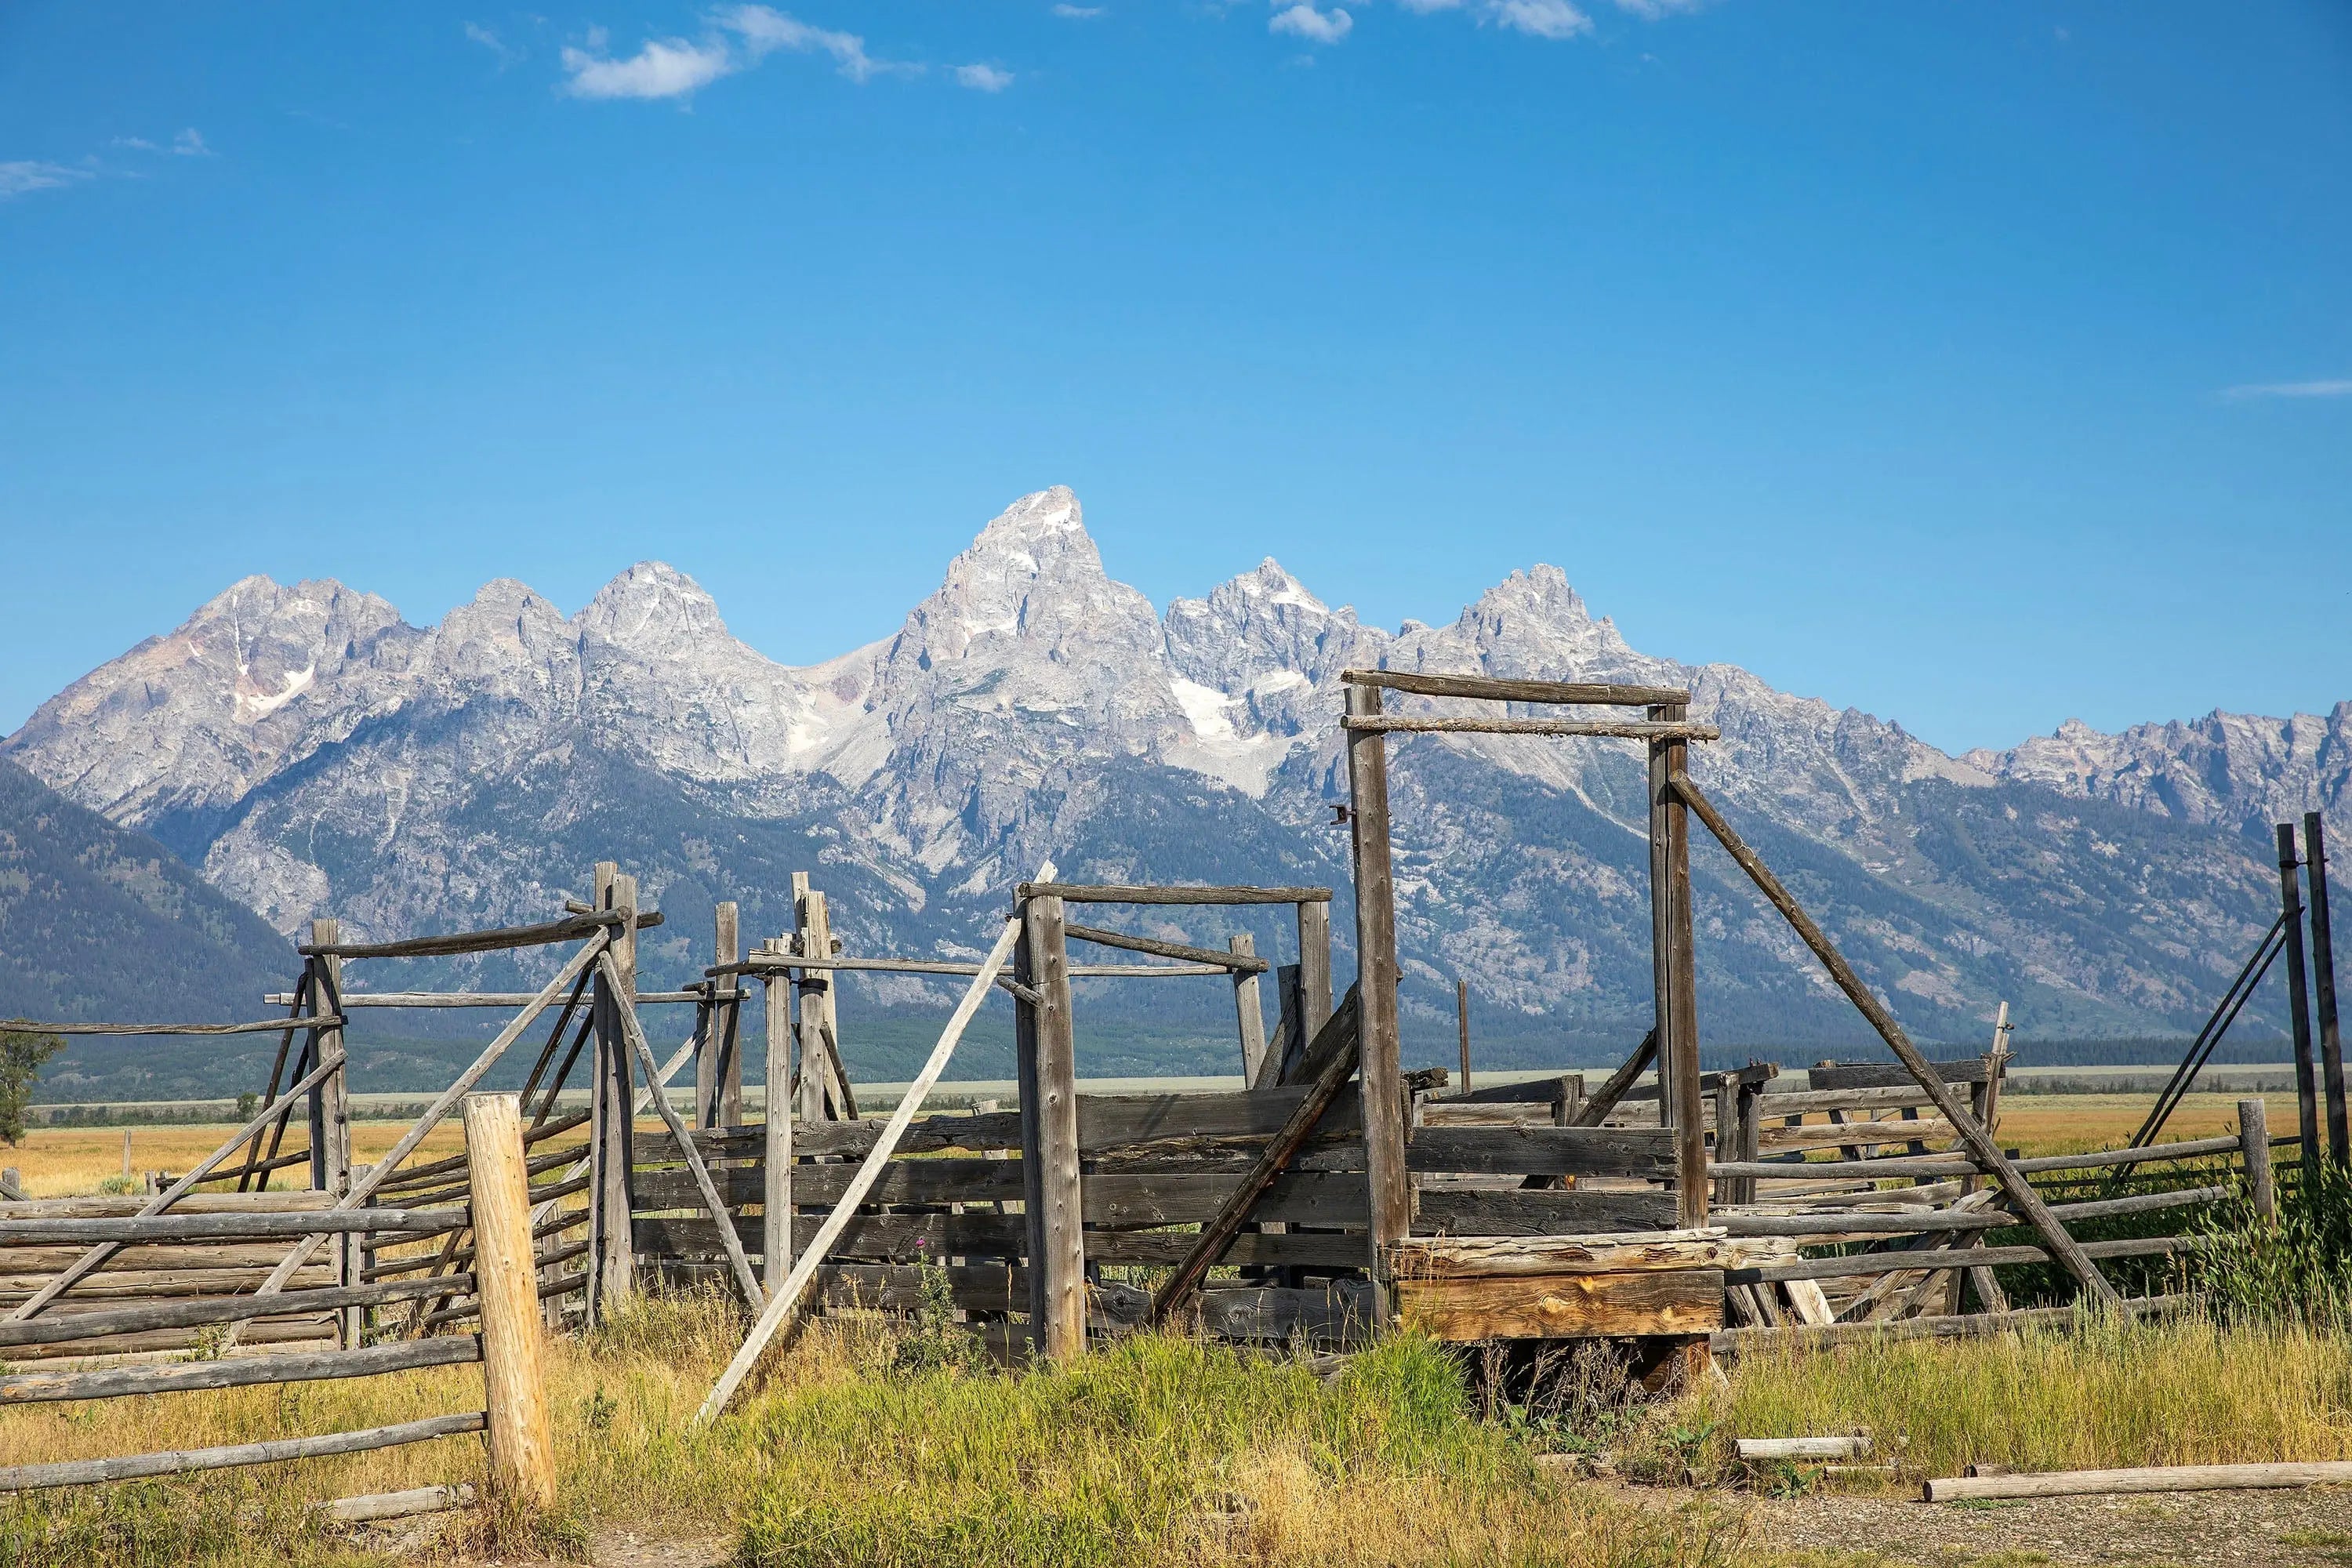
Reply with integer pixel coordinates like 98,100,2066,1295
1925,1460,2352,1502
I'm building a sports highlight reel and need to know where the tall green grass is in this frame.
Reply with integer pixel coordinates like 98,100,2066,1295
2198,1158,2352,1324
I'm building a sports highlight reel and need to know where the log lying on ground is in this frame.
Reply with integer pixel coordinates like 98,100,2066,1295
321,1483,477,1524
1924,1461,2352,1502
1737,1436,1871,1461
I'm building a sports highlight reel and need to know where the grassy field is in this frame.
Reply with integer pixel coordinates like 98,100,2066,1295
0,1289,2346,1568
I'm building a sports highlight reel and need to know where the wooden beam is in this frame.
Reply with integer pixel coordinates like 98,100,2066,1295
1668,773,2118,1305
296,909,653,960
1338,669,1689,708
463,1094,555,1512
1017,883,1333,906
1397,1269,1725,1341
0,1412,487,1494
1062,923,1272,973
1231,935,1269,1083
1345,681,1412,1269
0,1334,480,1406
1340,716,1720,741
763,964,792,1295
1924,1460,2352,1503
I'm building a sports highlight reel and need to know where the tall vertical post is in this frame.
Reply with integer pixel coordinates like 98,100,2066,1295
2277,825,2321,1176
702,902,743,1129
1455,978,1472,1095
2238,1097,2275,1223
1230,934,1268,1083
1295,899,1333,1044
793,877,841,1123
761,947,793,1297
590,865,638,1316
2305,813,2348,1167
1344,680,1412,1265
1650,707,1707,1228
463,1092,557,1512
1016,891,1084,1360
307,920,356,1345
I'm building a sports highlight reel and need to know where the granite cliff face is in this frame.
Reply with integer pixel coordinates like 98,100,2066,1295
5,487,2334,1050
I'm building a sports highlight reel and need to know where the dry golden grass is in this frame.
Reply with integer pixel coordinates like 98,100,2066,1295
1994,1091,2294,1156
1,1124,471,1200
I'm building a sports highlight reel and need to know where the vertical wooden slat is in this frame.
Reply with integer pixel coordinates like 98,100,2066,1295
762,953,792,1296
793,880,844,1123
308,919,356,1345
1651,707,1706,1228
2304,813,2348,1167
2240,1097,2275,1222
1017,893,1084,1360
463,1093,556,1512
1455,978,1472,1095
1345,681,1411,1265
1296,899,1333,1046
1230,935,1268,1083
591,866,637,1314
714,902,745,1130
2278,824,2321,1175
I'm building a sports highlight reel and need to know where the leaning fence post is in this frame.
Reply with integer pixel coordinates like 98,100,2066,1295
463,1092,556,1512
2238,1098,2275,1223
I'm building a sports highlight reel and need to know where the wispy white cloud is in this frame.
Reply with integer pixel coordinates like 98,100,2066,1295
2223,379,2352,401
561,34,736,98
955,62,1014,91
1490,0,1589,35
465,21,524,66
1051,3,1105,15
111,136,162,152
1607,0,1704,16
0,161,90,200
1271,2,1353,44
720,5,910,82
172,128,213,157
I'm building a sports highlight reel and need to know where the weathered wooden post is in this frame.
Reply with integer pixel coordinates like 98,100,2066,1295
307,919,357,1345
1648,707,1706,1229
699,902,743,1130
2277,825,2322,1175
1015,888,1084,1359
1230,934,1268,1083
1343,679,1412,1275
2239,1097,2275,1222
1296,898,1333,1045
1455,978,1472,1095
792,877,845,1123
590,866,638,1316
2305,814,2348,1168
762,935,793,1295
463,1092,557,1512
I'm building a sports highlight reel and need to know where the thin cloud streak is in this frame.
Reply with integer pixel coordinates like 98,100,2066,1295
2223,379,2352,401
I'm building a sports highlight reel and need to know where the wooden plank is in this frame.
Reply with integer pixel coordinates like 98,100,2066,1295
1079,1084,1362,1151
591,868,637,1316
713,903,745,1128
763,968,792,1294
1726,1236,2200,1286
0,1016,347,1038
1232,935,1269,1083
1197,1281,1379,1345
1061,924,1271,973
1406,1126,1676,1178
1084,1228,1367,1270
1017,891,1085,1360
1650,707,1707,1229
1346,681,1411,1269
813,1264,1025,1314
1758,1118,1957,1154
1341,716,1719,740
1668,774,2119,1305
0,1272,474,1349
0,1411,487,1493
1397,1269,1725,1340
296,909,644,960
0,1210,452,1244
1017,884,1332,906
0,1335,479,1405
1388,1229,1771,1277
1572,1030,1657,1127
1448,1075,1584,1107
1087,1171,1370,1228
1295,901,1333,1070
1806,1059,1994,1091
1412,1187,1679,1235
1338,669,1687,708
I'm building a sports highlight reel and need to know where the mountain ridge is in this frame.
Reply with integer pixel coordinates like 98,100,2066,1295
4,487,2339,1056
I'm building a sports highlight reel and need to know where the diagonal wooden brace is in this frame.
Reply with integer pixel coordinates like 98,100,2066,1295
1667,772,2118,1306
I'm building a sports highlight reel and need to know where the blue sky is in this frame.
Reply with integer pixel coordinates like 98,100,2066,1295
1,0,2346,754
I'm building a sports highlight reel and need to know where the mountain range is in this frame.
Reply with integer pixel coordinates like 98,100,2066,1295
4,487,2344,1089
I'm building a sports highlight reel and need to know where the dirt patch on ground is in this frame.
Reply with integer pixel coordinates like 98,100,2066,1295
1744,1485,2352,1566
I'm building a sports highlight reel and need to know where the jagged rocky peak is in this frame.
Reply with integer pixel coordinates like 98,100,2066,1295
1166,557,1376,706
0,572,423,828
423,579,573,697
575,561,735,653
887,487,1161,671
